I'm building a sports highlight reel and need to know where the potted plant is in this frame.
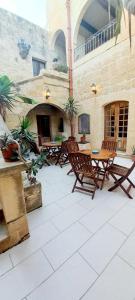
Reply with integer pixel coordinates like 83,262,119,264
23,153,45,213
0,133,20,162
11,117,39,157
64,96,79,137
131,146,135,161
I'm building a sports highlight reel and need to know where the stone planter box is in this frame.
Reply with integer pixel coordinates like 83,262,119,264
24,181,42,213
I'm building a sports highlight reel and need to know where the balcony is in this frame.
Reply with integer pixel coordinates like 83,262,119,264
74,19,117,62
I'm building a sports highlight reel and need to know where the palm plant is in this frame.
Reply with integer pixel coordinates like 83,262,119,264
109,0,135,46
0,75,37,118
64,96,79,137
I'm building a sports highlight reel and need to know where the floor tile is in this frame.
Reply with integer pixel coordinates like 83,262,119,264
79,223,126,274
82,256,135,300
80,204,115,233
27,203,62,230
109,204,135,235
42,222,91,270
119,231,135,268
0,252,12,276
9,222,58,266
27,253,97,300
0,250,53,300
56,192,83,209
52,203,88,231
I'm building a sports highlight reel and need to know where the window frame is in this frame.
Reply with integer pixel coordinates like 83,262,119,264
32,57,46,76
78,113,90,134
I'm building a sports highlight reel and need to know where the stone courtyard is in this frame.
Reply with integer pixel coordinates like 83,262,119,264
0,157,135,300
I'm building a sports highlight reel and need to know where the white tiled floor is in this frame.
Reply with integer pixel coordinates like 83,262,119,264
0,157,135,300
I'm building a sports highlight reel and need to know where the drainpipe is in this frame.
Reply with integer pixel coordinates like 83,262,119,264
66,0,73,97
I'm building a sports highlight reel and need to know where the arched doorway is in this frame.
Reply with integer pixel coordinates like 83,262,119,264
104,101,129,151
52,30,67,67
27,103,67,146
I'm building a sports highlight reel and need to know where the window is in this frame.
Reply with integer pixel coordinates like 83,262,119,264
32,58,46,76
78,114,90,134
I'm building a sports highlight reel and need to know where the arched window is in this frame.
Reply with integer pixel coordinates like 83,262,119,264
52,30,67,68
78,114,90,134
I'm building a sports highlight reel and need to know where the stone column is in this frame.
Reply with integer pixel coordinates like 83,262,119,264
0,158,29,253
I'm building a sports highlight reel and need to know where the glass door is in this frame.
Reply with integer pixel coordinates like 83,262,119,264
104,101,129,151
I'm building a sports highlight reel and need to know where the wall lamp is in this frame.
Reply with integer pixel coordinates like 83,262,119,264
91,83,97,94
44,88,51,100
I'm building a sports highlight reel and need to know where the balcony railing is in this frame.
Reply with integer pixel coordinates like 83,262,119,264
74,19,117,62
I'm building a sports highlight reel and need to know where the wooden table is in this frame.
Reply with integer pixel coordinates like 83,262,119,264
42,142,62,149
79,149,117,189
42,142,62,164
80,149,116,161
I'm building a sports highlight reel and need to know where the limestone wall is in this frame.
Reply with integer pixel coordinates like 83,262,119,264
0,8,48,81
73,35,135,154
6,70,70,139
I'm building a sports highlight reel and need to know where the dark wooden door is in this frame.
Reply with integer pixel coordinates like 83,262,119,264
104,102,129,151
37,115,51,145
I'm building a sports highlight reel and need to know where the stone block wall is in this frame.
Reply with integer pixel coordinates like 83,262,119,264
0,8,48,81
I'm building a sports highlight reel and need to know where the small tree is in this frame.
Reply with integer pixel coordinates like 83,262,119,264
64,96,79,137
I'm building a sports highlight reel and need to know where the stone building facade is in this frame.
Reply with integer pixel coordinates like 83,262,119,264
1,2,135,155
0,8,49,81
47,0,135,155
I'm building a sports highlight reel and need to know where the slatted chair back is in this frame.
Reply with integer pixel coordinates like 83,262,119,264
67,141,79,154
68,136,76,141
61,140,69,153
68,152,91,173
102,140,117,152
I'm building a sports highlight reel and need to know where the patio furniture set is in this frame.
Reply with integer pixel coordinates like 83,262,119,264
41,139,135,199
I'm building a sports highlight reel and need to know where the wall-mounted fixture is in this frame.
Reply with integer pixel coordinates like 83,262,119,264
44,87,51,100
17,39,31,59
91,83,97,94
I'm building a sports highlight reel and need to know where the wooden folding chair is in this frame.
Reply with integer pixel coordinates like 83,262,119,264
107,161,135,199
55,140,69,167
102,140,117,165
69,152,102,199
67,141,79,175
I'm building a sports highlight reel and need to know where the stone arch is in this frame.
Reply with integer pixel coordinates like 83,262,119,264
74,0,93,47
51,29,67,67
73,0,116,50
26,102,68,145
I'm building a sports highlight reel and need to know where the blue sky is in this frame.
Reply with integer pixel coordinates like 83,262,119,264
0,0,47,28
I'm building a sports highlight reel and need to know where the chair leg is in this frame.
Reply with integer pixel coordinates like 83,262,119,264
108,173,133,199
72,178,77,193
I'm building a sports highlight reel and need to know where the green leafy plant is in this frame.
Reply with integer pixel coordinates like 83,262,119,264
0,75,37,119
0,133,13,149
64,96,79,137
54,135,66,143
132,145,135,155
11,117,38,156
54,64,68,74
26,153,45,184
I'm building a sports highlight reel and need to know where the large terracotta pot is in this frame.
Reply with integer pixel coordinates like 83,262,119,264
1,141,19,162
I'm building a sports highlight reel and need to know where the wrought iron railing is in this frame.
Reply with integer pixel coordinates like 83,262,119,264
74,19,117,61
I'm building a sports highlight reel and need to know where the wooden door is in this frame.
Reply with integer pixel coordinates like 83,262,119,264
104,102,129,151
37,115,51,145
